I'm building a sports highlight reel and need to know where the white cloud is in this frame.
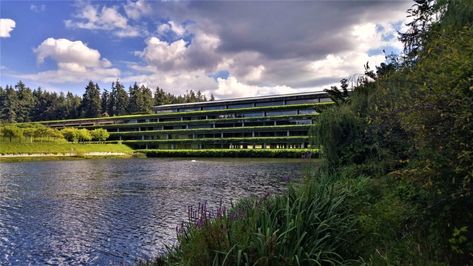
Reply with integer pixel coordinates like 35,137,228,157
124,0,151,20
136,37,188,69
30,4,46,13
157,20,187,37
17,38,119,84
0,18,16,38
214,76,297,99
65,4,140,38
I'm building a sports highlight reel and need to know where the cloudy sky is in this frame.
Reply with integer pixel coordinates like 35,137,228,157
0,0,411,99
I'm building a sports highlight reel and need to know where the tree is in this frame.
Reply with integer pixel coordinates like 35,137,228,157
23,127,36,143
61,127,80,143
2,125,22,142
91,128,110,142
1,86,18,122
80,81,101,118
15,81,34,122
77,128,92,142
101,89,110,116
109,81,129,116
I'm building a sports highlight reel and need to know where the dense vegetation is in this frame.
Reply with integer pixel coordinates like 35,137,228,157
0,80,212,122
151,0,473,265
0,124,110,144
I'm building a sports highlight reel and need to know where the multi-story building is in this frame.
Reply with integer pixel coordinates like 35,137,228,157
41,91,333,150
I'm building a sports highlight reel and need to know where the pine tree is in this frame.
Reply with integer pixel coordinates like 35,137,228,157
15,81,34,122
80,81,101,118
101,89,110,116
109,80,129,116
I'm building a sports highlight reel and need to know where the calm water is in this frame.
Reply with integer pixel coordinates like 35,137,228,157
0,158,309,265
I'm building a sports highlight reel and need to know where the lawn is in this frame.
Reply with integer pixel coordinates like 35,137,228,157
0,142,134,155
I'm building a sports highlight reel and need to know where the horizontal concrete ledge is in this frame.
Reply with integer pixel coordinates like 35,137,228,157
0,152,129,158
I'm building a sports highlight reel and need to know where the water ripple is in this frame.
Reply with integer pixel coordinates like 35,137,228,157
0,158,307,265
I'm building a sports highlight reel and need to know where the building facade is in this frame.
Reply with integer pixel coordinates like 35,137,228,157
41,91,333,150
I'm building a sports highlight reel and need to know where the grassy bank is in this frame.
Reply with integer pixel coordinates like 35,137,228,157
0,142,133,155
137,149,317,158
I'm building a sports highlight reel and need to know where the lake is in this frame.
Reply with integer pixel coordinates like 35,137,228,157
0,158,310,265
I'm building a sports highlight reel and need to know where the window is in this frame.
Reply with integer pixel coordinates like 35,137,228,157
202,105,225,110
228,103,253,109
255,101,284,107
286,98,318,105
266,110,298,116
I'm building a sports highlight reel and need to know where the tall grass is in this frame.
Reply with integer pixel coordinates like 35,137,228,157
153,175,356,266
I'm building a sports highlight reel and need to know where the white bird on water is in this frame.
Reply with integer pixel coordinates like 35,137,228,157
191,160,197,162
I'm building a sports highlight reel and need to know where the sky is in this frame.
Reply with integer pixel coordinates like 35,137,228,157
0,0,412,99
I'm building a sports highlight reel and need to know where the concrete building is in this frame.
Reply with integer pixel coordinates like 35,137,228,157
42,91,333,150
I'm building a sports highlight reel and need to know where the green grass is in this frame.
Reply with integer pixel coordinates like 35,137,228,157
0,142,134,155
138,148,318,158
153,173,356,265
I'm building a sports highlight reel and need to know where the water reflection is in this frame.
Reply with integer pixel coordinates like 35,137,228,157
0,158,308,265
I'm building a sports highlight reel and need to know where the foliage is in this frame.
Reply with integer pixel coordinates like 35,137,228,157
90,128,110,142
0,81,211,123
77,128,92,142
80,81,102,118
0,123,64,143
156,176,355,265
312,0,473,263
61,127,80,142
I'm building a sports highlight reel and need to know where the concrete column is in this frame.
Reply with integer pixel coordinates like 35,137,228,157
252,131,255,137
221,132,224,138
287,131,290,136
142,135,145,140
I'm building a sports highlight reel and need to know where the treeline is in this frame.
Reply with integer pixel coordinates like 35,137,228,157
0,123,110,143
0,80,213,123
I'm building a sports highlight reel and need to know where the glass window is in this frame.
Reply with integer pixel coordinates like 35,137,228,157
298,109,316,115
242,112,264,117
255,101,284,107
202,105,225,110
319,98,332,102
286,98,318,105
266,110,298,116
228,103,253,109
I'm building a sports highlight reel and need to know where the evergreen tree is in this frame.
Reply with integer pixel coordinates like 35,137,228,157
141,85,154,113
1,86,18,122
80,81,101,118
109,80,129,116
101,89,110,116
15,81,34,122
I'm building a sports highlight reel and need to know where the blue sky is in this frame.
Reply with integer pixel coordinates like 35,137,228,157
0,0,411,98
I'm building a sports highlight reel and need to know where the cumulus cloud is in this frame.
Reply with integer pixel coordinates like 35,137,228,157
119,1,410,99
17,38,119,84
65,3,141,38
0,18,16,38
124,0,151,20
